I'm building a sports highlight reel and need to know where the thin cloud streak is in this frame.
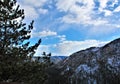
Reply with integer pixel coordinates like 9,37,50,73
32,30,57,38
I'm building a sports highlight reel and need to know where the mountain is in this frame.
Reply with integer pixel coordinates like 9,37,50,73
51,56,67,64
46,38,120,84
32,56,67,64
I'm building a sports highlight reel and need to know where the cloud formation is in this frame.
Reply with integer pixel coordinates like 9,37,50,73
31,30,57,38
56,0,105,25
56,0,120,26
114,6,120,12
18,0,48,20
53,40,108,56
23,0,47,7
17,0,120,56
35,40,109,56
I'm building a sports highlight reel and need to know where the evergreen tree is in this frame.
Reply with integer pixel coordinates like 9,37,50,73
42,52,52,65
0,0,46,83
0,0,41,61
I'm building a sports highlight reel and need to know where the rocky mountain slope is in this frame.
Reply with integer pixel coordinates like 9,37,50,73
50,56,67,64
47,38,120,84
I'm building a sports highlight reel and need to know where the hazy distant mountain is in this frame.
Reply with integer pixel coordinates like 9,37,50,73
51,56,67,64
33,56,67,64
48,38,120,84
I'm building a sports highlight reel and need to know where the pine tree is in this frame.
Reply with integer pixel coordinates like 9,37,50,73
0,0,41,60
0,0,46,83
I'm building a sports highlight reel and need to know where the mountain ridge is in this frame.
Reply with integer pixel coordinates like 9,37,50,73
47,38,120,84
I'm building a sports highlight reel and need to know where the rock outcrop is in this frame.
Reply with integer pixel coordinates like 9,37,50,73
49,38,120,84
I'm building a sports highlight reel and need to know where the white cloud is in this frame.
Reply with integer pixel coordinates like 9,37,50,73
56,0,109,26
20,5,39,20
104,10,112,16
18,0,48,20
98,0,120,16
87,23,120,37
21,0,47,7
18,0,120,27
115,24,120,28
114,6,120,12
54,40,108,56
86,25,119,41
56,0,120,28
57,35,66,42
99,0,109,9
32,30,57,38
38,8,48,14
110,0,118,7
35,45,51,56
35,40,109,56
56,0,75,12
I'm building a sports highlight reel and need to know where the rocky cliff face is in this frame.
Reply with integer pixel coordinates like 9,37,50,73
52,38,120,84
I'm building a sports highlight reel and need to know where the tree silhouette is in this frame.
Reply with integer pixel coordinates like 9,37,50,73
0,0,46,83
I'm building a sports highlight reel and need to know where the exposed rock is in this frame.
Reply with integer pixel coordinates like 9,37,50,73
52,38,120,84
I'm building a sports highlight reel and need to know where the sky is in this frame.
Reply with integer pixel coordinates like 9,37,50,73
18,0,120,56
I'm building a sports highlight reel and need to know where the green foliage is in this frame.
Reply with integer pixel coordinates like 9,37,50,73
0,0,41,58
42,52,53,65
0,0,48,83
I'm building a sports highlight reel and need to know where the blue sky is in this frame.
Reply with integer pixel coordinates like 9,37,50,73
18,0,120,56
